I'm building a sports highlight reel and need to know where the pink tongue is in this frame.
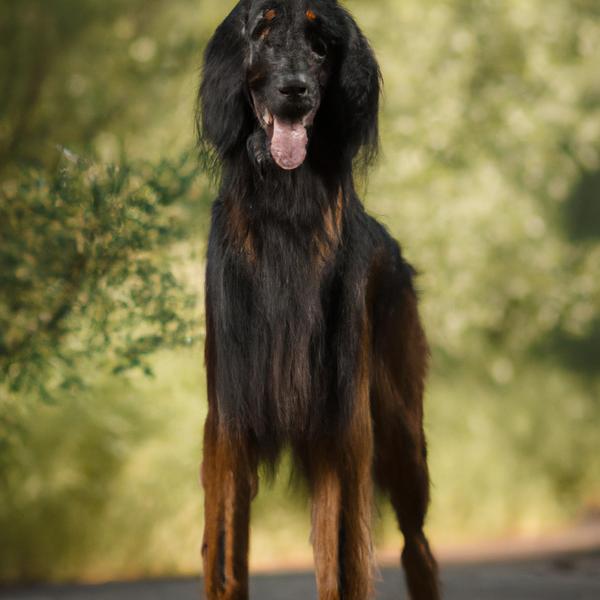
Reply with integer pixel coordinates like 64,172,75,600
270,117,308,170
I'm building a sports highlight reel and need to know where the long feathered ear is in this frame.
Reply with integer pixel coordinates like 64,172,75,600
335,11,381,164
197,3,252,159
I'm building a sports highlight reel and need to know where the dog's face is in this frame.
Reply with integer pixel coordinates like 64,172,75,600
200,0,380,171
246,1,331,169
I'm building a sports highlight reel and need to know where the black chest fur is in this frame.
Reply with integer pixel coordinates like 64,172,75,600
206,199,346,456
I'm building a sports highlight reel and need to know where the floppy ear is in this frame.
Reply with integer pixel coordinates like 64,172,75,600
336,11,381,162
198,3,252,159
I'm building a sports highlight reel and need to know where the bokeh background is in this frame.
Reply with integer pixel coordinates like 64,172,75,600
1,0,599,585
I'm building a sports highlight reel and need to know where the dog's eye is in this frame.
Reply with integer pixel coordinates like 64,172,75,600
252,8,277,41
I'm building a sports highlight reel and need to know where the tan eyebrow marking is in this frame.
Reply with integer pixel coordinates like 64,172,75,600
306,9,317,21
264,8,277,21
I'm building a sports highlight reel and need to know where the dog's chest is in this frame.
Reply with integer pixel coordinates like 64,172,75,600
249,224,335,371
220,221,341,441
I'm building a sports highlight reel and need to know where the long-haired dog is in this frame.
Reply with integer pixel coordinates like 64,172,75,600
197,1,439,598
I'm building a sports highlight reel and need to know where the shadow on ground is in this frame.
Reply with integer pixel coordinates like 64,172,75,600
2,548,599,600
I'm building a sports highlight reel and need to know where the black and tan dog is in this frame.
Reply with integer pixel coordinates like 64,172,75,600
197,1,439,598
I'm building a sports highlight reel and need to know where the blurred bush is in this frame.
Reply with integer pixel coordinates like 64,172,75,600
0,152,212,581
0,153,200,399
0,0,599,584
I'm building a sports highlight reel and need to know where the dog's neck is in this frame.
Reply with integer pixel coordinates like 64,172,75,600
217,151,352,267
220,148,353,228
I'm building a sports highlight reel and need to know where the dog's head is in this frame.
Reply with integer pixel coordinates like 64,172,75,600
199,0,380,171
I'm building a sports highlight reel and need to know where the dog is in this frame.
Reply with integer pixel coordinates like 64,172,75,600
197,1,439,598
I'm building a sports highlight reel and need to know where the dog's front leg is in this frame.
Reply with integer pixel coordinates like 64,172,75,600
202,412,256,600
311,464,343,600
310,355,375,600
309,432,374,600
338,381,375,600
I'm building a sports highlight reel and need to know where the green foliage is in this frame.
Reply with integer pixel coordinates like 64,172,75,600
0,350,205,582
0,152,202,401
359,0,600,371
0,0,207,165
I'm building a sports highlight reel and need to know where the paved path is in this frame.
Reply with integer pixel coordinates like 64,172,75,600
2,549,599,600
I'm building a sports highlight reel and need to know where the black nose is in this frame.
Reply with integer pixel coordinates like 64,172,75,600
278,76,308,98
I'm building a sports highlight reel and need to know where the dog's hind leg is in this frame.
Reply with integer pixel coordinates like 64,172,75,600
372,286,440,600
201,410,257,600
387,429,439,600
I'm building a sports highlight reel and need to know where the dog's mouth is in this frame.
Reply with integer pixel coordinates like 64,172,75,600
252,97,317,170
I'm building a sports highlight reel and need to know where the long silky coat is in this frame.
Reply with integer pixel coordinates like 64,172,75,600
198,1,439,598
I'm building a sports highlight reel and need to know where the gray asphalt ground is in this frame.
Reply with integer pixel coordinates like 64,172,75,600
2,549,599,600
